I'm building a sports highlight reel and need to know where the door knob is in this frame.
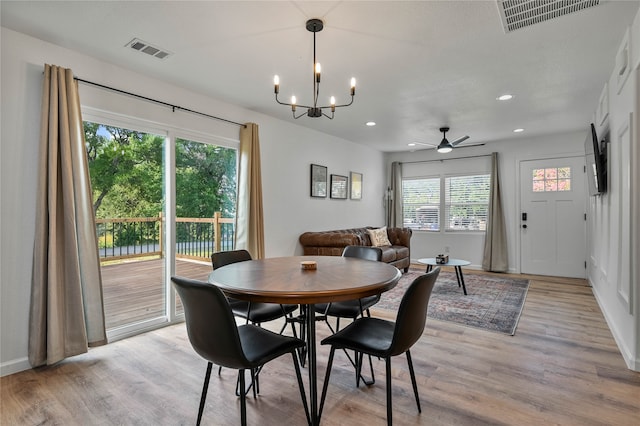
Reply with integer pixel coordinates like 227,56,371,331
522,224,527,229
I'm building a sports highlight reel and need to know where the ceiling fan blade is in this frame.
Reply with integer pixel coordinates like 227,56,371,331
451,135,470,146
411,141,438,147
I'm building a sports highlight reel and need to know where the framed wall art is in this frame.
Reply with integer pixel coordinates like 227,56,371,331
350,172,362,200
310,164,327,198
330,174,348,199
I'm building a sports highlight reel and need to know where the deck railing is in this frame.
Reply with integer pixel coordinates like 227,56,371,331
96,212,234,263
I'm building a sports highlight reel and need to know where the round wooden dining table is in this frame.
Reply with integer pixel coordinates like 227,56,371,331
208,255,401,425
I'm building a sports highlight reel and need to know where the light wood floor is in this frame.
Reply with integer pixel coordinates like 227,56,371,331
2,269,639,425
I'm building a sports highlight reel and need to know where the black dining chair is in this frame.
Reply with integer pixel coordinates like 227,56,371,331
211,250,299,333
171,276,310,426
314,245,384,384
319,267,440,426
314,245,384,332
211,250,300,393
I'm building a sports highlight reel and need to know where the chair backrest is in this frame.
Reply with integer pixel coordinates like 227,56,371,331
342,245,383,262
211,249,252,270
171,276,250,369
389,268,440,356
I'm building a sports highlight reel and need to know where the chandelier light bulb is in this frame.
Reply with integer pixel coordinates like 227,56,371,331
315,63,321,83
330,96,336,112
350,77,356,95
273,75,279,94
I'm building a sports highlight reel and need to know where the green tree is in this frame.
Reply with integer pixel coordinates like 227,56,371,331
85,122,237,221
176,139,236,219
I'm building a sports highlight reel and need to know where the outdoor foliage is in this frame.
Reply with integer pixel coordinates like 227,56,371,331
85,122,237,249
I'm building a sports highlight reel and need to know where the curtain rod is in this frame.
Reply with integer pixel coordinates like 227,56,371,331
74,77,246,128
399,153,492,164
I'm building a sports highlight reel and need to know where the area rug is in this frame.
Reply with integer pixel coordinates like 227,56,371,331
375,269,530,335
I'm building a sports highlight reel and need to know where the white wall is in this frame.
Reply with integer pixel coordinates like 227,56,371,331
386,132,586,273
0,27,386,375
386,7,640,371
585,11,640,371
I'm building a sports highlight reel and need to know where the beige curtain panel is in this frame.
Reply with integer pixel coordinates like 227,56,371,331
29,64,107,367
235,123,265,259
482,152,509,272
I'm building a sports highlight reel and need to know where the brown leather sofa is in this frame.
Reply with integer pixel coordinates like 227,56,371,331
299,226,412,272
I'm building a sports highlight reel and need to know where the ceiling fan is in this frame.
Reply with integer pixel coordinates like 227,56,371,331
408,127,471,153
435,127,469,153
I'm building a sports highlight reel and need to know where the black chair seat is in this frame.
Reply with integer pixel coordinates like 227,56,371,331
238,325,304,367
321,317,394,356
231,301,298,324
314,294,380,319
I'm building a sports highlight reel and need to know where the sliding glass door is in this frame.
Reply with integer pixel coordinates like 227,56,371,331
85,117,239,334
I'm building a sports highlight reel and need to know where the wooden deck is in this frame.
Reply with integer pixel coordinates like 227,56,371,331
101,258,212,329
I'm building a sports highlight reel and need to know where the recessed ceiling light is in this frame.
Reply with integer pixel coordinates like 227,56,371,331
365,121,376,126
513,128,524,133
497,94,513,101
408,143,416,146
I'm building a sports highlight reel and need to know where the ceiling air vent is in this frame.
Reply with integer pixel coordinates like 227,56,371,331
126,38,172,60
497,0,602,33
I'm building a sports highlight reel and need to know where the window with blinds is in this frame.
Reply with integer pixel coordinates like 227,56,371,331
401,174,490,232
402,177,440,231
445,174,490,231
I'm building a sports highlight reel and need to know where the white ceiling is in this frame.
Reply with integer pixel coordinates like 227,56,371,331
2,1,638,152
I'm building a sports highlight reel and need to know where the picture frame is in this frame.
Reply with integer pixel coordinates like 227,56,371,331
310,164,328,198
330,174,348,199
350,172,362,200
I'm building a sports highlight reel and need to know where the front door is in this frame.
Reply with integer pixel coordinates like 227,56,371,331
519,156,586,278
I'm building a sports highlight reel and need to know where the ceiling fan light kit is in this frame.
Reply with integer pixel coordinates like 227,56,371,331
273,18,355,120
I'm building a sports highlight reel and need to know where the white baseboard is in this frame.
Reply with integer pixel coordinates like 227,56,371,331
1,356,31,377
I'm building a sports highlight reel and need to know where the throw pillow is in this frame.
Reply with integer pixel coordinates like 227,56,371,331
367,227,392,247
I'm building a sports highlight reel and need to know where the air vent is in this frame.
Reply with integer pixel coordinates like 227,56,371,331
126,38,172,60
497,0,602,33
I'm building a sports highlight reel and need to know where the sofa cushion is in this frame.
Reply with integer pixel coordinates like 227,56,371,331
379,246,397,262
367,226,392,247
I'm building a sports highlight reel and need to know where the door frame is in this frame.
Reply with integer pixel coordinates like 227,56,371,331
516,152,588,275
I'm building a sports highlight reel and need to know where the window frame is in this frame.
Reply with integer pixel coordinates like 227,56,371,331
443,173,491,232
401,171,491,234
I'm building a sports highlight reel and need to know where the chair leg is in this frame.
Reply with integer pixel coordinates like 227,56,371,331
356,351,362,387
235,370,255,397
291,351,311,425
319,347,336,420
239,369,247,426
406,350,421,413
366,353,376,385
197,362,213,426
251,368,258,398
385,358,392,426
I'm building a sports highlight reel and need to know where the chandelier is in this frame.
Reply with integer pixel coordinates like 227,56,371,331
274,18,356,119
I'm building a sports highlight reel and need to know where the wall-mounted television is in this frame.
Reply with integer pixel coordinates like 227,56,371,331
584,123,607,196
